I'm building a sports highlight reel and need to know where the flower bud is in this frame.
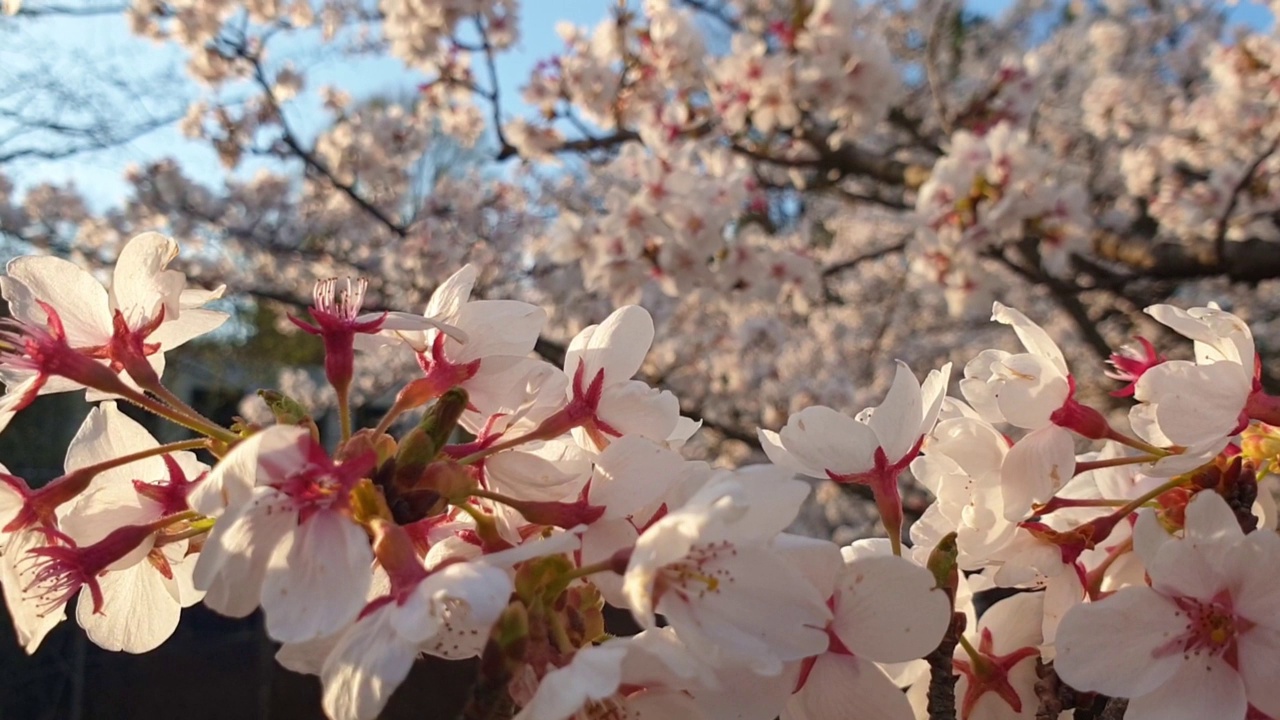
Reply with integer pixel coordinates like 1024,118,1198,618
926,531,960,602
1241,423,1280,476
1049,397,1111,440
257,389,319,435
419,460,478,502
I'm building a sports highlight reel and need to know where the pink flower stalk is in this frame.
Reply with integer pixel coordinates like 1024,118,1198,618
952,593,1045,720
131,454,205,516
953,627,1040,720
0,302,134,424
21,515,180,616
290,278,384,398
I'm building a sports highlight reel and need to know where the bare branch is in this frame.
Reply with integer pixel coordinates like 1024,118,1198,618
232,41,409,238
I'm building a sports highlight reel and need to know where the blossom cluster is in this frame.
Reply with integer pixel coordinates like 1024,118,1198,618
14,0,1280,451
1,232,1279,720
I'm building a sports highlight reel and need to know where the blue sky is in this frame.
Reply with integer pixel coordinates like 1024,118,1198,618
3,2,609,208
2,0,1273,211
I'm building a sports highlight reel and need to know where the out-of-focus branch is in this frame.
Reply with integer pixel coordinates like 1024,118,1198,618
821,240,909,277
1212,133,1280,266
1094,233,1280,284
925,1,955,135
10,1,125,16
991,242,1114,363
677,0,740,32
231,40,409,239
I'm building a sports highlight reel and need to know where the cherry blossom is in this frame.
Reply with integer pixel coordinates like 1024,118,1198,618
1055,492,1280,720
761,360,950,552
622,466,836,676
192,425,377,643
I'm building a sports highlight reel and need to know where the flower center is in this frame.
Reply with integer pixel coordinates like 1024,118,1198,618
1173,595,1244,660
659,541,737,602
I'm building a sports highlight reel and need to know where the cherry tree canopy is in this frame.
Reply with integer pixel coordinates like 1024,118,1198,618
4,0,1280,460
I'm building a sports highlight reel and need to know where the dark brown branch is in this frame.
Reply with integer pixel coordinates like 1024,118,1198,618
1212,134,1280,266
925,611,966,720
1094,233,1280,284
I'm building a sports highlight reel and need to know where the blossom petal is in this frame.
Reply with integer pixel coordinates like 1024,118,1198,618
1054,587,1183,698
832,555,950,662
1000,425,1075,520
778,406,878,478
193,491,294,617
6,255,112,347
868,361,924,463
1125,656,1246,720
321,607,417,720
76,562,180,653
424,264,477,321
1238,624,1280,717
577,305,654,383
992,303,1066,375
513,643,628,720
112,232,183,328
261,511,373,643
785,654,913,720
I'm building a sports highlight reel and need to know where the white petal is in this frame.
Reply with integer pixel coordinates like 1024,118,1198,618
869,361,924,463
1,530,66,652
6,255,112,347
977,591,1044,653
992,354,1069,429
192,492,293,617
514,643,628,720
1134,361,1250,447
321,607,417,720
595,380,680,443
831,555,951,662
1238,624,1280,717
1225,530,1280,628
918,363,953,437
1000,425,1075,520
574,305,653,383
1124,656,1246,720
784,654,913,720
261,511,373,643
991,303,1067,375
147,308,229,350
1183,489,1246,547
76,561,180,653
63,401,162,480
111,232,183,328
778,406,878,478
589,434,689,520
424,264,477,321
1054,587,1183,698
772,534,843,600
393,561,511,644
189,426,304,517
451,300,546,361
